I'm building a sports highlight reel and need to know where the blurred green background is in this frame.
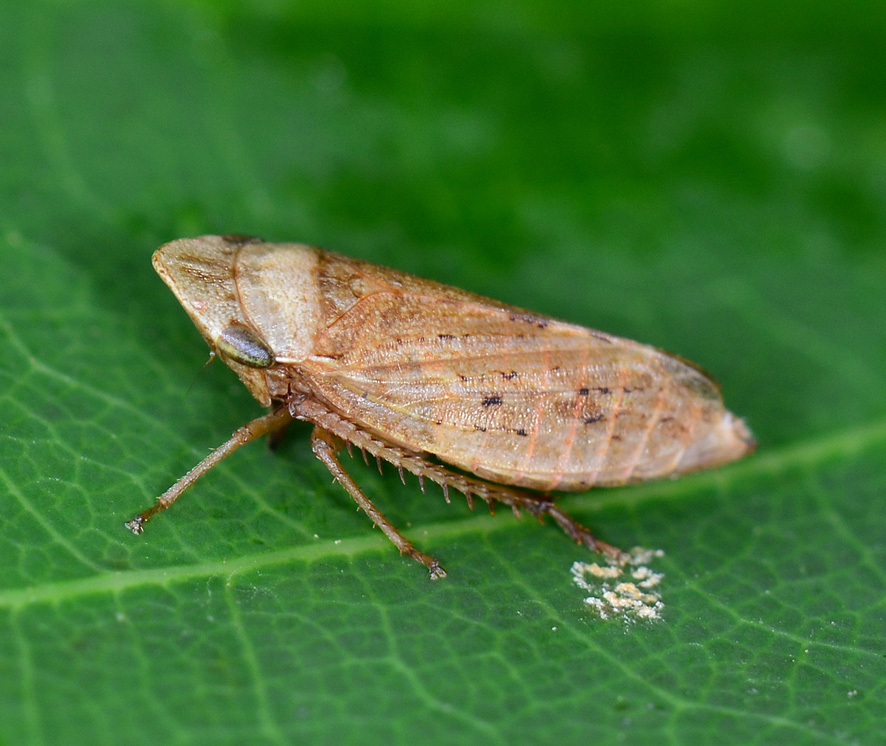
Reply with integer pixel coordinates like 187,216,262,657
1,1,884,744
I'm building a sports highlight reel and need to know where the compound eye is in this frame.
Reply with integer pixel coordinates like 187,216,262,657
216,322,275,368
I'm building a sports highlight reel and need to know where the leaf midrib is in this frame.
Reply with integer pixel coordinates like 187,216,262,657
1,416,884,611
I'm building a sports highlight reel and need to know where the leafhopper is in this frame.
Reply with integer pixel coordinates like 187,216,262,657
126,235,754,578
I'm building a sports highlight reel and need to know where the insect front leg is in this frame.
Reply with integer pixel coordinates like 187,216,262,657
310,428,448,580
125,406,294,534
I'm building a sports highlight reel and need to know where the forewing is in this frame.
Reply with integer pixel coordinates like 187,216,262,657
303,291,723,490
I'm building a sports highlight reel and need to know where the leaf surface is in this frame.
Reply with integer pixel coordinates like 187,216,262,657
1,2,885,744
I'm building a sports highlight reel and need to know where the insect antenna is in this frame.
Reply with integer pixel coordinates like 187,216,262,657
181,350,218,397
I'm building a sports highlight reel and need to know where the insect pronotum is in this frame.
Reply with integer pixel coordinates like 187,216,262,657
126,235,755,578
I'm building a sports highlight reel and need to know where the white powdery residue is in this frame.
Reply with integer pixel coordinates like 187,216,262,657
587,562,621,579
630,563,664,590
570,547,665,622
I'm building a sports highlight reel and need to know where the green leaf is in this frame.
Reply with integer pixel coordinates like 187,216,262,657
2,2,885,744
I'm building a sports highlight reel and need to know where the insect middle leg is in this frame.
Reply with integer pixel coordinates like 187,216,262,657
311,428,447,580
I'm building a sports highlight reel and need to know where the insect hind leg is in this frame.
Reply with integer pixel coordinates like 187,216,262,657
311,428,447,580
526,501,627,562
296,398,626,564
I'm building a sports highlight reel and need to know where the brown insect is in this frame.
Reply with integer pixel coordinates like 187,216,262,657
126,235,755,578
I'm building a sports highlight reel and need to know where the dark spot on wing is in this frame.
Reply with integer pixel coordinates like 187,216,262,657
221,234,263,245
482,395,502,407
508,313,549,329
